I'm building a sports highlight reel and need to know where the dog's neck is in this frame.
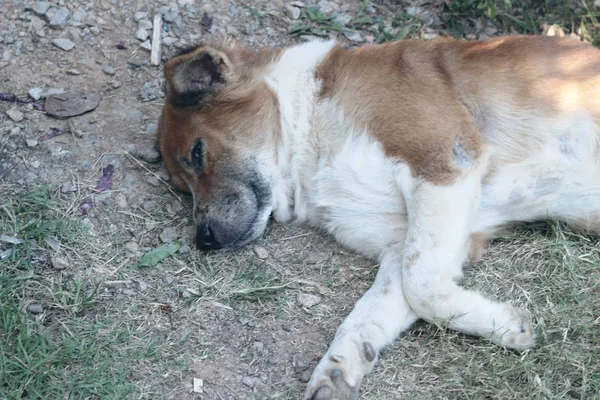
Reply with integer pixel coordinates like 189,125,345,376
263,39,337,224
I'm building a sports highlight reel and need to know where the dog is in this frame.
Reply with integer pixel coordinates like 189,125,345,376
157,35,600,399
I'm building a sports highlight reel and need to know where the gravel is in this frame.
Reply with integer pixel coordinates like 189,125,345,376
6,109,24,122
52,38,75,51
49,7,69,30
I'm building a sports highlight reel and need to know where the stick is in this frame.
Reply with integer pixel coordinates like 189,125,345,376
151,14,162,66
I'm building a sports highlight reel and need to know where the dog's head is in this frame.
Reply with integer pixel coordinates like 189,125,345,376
158,43,281,250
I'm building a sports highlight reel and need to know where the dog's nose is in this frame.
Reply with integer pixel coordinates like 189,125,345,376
196,223,222,250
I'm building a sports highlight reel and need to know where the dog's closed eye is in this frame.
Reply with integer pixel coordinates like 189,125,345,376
190,141,203,171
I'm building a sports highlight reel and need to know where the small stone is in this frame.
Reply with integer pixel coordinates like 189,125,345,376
162,36,177,46
135,27,149,41
32,1,51,16
284,4,301,20
147,176,160,187
131,146,161,163
49,8,69,30
52,38,75,51
89,26,100,35
140,39,152,51
43,88,65,98
145,122,158,135
26,139,38,148
282,322,293,332
137,19,153,30
51,256,69,270
193,378,203,394
138,281,148,291
31,160,41,169
125,241,139,253
134,12,148,22
123,289,137,296
66,69,81,75
28,304,44,314
72,8,86,23
30,16,45,31
344,31,363,43
305,251,330,264
6,108,24,122
160,227,179,243
103,66,116,75
115,193,128,208
112,80,121,89
29,87,43,101
297,292,321,309
164,9,179,23
241,376,256,388
253,341,265,353
61,183,76,194
299,370,312,382
253,245,269,259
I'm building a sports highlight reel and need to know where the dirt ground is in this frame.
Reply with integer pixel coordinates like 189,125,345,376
1,0,600,399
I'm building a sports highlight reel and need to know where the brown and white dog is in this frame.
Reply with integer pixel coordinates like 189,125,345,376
157,35,600,399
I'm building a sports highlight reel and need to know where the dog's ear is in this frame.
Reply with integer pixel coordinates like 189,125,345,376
164,47,234,107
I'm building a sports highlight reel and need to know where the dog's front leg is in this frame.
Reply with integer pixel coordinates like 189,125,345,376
400,171,535,350
303,249,418,400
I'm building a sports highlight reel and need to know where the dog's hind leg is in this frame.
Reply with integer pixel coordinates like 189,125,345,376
303,249,418,400
399,168,536,351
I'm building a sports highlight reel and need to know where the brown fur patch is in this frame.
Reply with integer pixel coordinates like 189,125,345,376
315,36,600,184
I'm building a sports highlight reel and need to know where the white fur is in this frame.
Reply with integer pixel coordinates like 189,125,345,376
256,39,600,399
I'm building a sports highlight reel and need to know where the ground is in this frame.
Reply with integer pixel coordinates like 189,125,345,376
1,0,599,399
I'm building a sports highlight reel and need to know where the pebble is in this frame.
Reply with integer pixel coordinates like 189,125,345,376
28,304,44,314
241,376,258,388
31,160,41,169
125,241,139,253
32,1,51,16
89,26,100,35
131,145,161,163
28,87,43,101
344,31,363,43
134,11,148,22
115,193,128,208
51,256,69,269
305,251,330,264
137,19,153,30
138,280,148,291
61,183,77,193
122,289,137,296
284,4,301,20
147,176,160,187
49,7,70,30
103,66,116,75
26,139,38,148
52,38,75,51
6,108,24,122
297,292,322,309
135,27,149,41
140,39,152,51
66,69,81,75
253,245,269,259
160,227,179,243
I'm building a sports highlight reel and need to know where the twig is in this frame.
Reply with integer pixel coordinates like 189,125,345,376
151,14,162,66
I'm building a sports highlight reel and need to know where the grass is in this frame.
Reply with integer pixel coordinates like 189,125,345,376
0,187,182,399
289,0,600,45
